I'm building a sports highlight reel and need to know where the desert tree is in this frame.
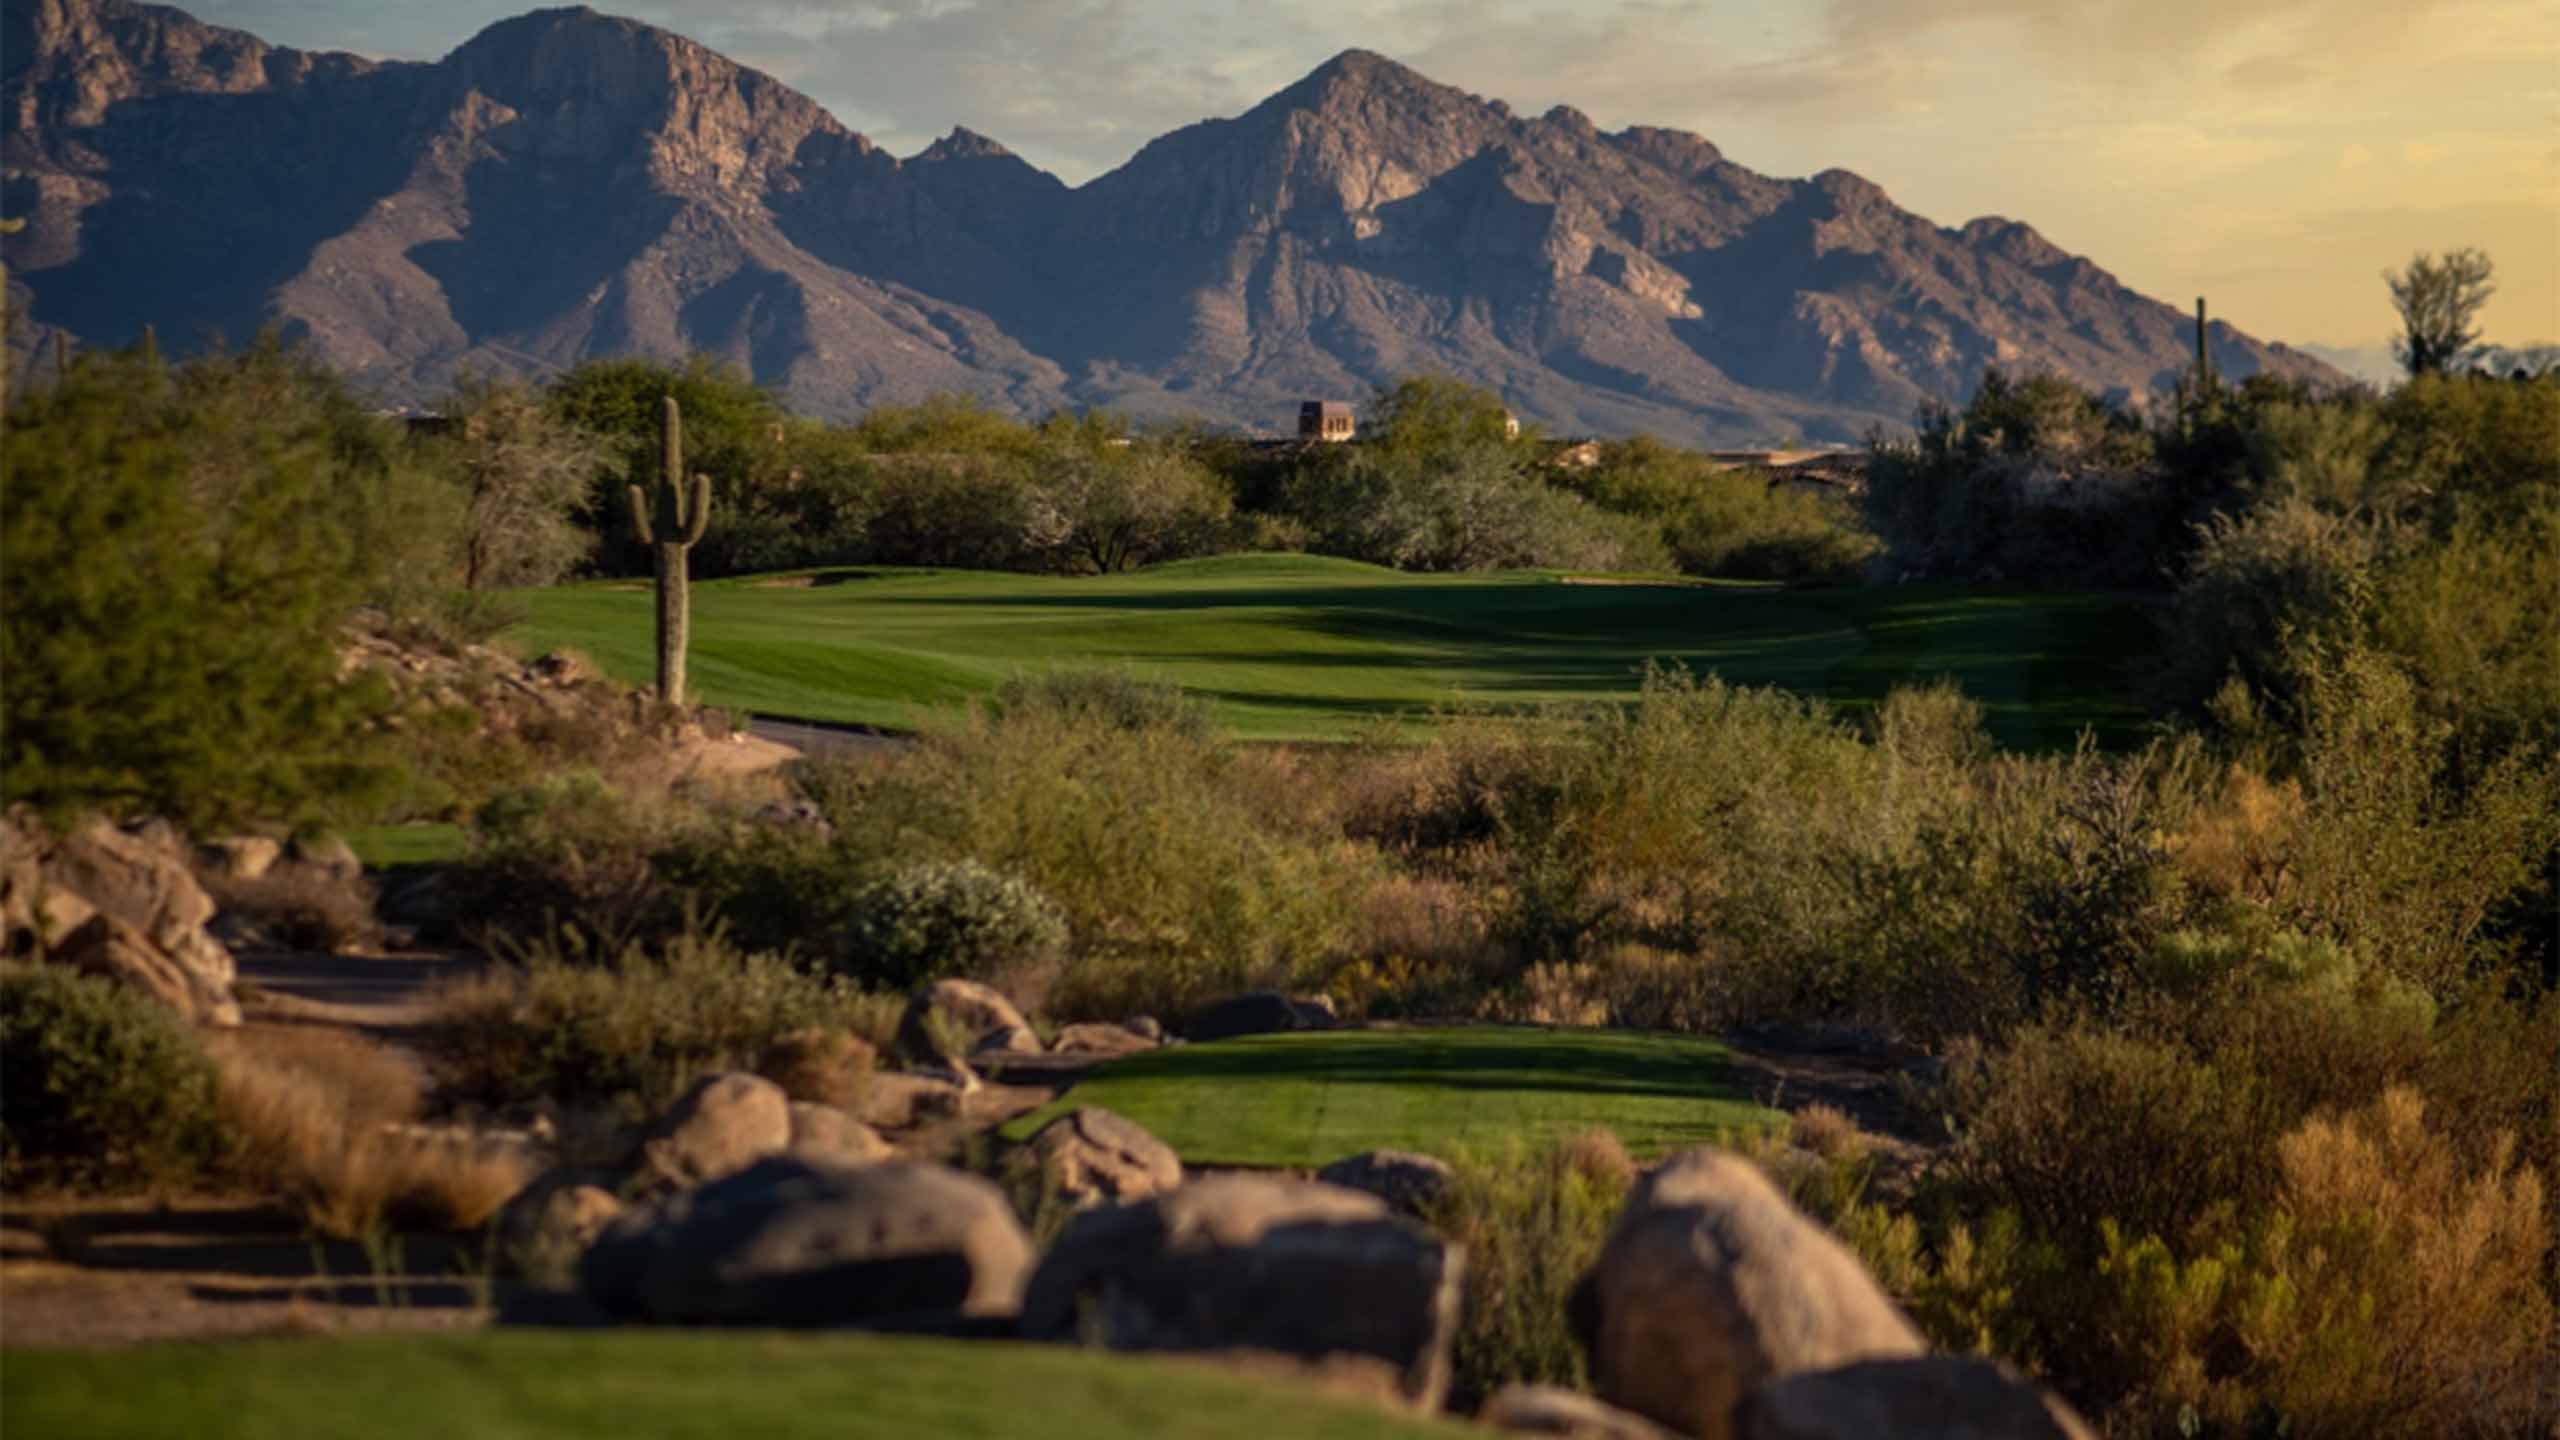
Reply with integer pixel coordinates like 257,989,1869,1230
2386,248,2495,377
427,373,605,589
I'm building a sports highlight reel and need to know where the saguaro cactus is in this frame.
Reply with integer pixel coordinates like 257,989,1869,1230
629,393,713,705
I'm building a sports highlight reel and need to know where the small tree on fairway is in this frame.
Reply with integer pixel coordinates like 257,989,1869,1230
2386,249,2495,377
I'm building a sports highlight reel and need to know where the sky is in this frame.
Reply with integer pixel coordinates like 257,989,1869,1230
183,0,2559,350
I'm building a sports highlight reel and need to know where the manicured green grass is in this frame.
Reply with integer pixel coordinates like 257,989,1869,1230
1002,1027,1781,1169
2,1330,1466,1439
343,822,468,869
505,554,2151,749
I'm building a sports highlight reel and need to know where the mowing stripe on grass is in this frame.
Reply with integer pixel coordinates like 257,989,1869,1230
1002,1027,1782,1169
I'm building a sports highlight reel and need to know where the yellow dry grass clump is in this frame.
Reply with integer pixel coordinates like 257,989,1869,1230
205,1026,530,1239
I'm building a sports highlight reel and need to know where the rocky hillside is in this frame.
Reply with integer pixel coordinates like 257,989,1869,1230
3,0,2341,443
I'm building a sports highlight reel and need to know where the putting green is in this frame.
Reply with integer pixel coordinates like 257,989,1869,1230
505,554,2149,749
1002,1026,1781,1169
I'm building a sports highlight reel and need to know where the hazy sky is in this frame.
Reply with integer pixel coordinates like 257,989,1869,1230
185,0,2559,349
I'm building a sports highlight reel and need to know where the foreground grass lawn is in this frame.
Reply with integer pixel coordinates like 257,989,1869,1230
3,1330,1466,1439
1002,1027,1781,1168
506,554,2149,749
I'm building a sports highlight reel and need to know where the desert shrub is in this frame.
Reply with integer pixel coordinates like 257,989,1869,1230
1,341,411,829
649,816,846,960
1277,426,1667,572
199,863,379,952
2155,497,2381,716
803,690,1372,1020
838,859,1068,990
985,668,1214,742
1424,1131,1636,1407
450,771,677,946
0,966,224,1189
204,1026,525,1238
417,927,874,1118
2230,1087,2552,1438
1037,438,1234,573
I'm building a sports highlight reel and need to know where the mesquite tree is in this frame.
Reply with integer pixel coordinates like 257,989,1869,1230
629,393,712,705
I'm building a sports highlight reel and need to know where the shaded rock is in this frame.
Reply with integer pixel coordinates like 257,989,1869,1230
1051,1021,1160,1057
756,1026,876,1110
853,1069,971,1130
1738,1357,2097,1440
634,1072,791,1192
1481,1385,1683,1439
287,831,363,881
786,1101,893,1165
1124,1015,1165,1041
1570,1149,1925,1440
1021,1174,1463,1410
492,1166,625,1283
579,1156,1034,1327
197,835,282,881
896,978,1031,1065
3,814,239,1023
973,1023,1043,1057
379,872,455,938
1316,1149,1454,1217
1182,991,1338,1043
1029,1107,1182,1205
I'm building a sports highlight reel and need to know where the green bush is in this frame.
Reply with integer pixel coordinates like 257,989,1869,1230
0,966,224,1189
1423,1132,1636,1408
1,340,413,829
417,927,875,1118
986,669,1214,742
839,859,1068,990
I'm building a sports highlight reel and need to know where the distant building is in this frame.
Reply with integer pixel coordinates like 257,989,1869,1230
1502,410,1522,440
1298,400,1356,442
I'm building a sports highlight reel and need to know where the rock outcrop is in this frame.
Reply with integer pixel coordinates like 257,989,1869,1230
896,978,1034,1066
580,1155,1034,1327
631,1072,792,1192
1737,1357,2098,1440
1570,1148,1926,1440
1,812,241,1024
1021,1174,1464,1410
1027,1106,1183,1206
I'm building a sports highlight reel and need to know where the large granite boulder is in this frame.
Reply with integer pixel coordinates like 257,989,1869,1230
1570,1148,1925,1440
1,813,240,1024
1049,1021,1161,1058
632,1072,791,1192
1021,1174,1463,1410
896,978,1033,1065
579,1156,1034,1328
786,1101,893,1165
492,1166,626,1283
1027,1107,1182,1206
1737,1357,2097,1440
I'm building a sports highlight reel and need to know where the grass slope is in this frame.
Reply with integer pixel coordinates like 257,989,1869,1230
3,1330,1467,1440
507,554,2149,749
1002,1027,1781,1169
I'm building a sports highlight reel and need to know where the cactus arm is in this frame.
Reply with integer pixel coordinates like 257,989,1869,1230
628,483,657,544
680,472,713,545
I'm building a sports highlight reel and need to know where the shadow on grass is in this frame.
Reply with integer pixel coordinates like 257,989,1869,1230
1100,1030,1756,1105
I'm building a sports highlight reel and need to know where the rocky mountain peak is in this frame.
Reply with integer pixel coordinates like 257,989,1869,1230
915,125,1016,162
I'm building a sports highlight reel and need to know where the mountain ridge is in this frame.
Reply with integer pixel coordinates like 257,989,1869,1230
3,0,2341,442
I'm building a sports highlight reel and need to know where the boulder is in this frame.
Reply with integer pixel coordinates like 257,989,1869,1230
1570,1149,1925,1440
1316,1150,1454,1217
1021,1174,1463,1410
286,831,363,881
492,1166,626,1283
3,815,239,1024
853,1070,971,1130
633,1073,791,1192
973,1024,1044,1057
786,1102,893,1165
1124,1016,1165,1041
1481,1385,1683,1439
579,1156,1034,1328
1029,1107,1182,1206
1181,991,1338,1043
1050,1022,1160,1058
1737,1357,2098,1440
896,978,1033,1065
197,835,282,882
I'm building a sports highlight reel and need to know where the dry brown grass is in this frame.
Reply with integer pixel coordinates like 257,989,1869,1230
201,864,379,952
205,1026,531,1238
755,1026,877,1110
1787,1102,1870,1162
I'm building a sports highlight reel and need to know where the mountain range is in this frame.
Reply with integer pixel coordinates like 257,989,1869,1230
2,0,2342,443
